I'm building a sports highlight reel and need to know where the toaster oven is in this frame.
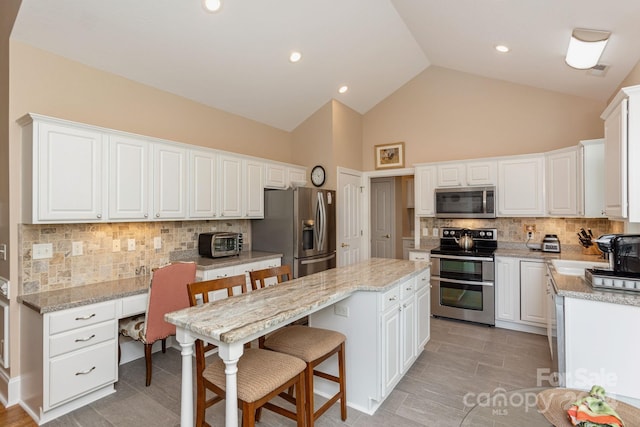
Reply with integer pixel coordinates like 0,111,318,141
198,232,243,258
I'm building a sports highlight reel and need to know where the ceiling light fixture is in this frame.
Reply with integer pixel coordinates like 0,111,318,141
495,45,510,53
202,0,222,13
338,85,349,94
289,51,302,63
565,28,611,70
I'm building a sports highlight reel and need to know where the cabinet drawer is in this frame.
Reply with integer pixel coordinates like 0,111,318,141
48,340,117,408
400,279,415,301
49,320,116,358
49,301,116,335
121,293,148,317
408,251,429,261
382,286,400,311
415,270,430,290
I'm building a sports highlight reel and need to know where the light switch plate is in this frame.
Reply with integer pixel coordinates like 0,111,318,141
71,241,83,256
422,227,429,237
433,228,439,237
127,239,136,251
33,243,53,260
112,239,121,252
153,236,162,249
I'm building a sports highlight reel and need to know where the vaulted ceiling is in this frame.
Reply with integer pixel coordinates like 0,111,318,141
11,0,640,131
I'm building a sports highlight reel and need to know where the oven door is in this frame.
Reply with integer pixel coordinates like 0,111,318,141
431,277,495,325
431,254,494,282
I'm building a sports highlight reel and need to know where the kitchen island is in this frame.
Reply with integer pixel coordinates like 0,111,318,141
165,258,431,427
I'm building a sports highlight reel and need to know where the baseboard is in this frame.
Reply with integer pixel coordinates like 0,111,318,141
119,336,180,365
0,368,20,407
495,320,546,335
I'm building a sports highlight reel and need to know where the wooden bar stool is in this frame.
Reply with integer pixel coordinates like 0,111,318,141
250,265,347,427
187,275,306,427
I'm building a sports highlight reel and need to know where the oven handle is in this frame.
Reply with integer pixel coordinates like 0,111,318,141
430,253,494,262
431,276,494,287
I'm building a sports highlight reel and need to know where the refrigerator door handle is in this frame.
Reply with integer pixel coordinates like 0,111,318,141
316,192,327,251
300,252,336,265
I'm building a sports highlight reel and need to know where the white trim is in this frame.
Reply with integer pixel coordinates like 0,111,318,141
0,368,20,406
364,167,414,178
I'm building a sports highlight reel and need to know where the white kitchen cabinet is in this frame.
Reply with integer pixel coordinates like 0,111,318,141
437,163,465,187
19,114,107,223
497,155,545,217
309,269,429,415
152,143,187,220
198,257,281,294
287,166,307,187
20,300,118,424
409,251,429,262
189,149,217,219
579,139,606,218
217,154,243,218
520,260,547,325
495,256,520,322
466,160,497,186
108,134,150,220
245,160,265,218
546,147,578,216
564,298,640,402
265,162,287,189
414,165,436,216
415,269,431,349
602,93,630,220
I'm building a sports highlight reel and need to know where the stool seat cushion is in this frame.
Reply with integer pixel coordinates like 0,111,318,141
203,348,305,403
264,325,346,363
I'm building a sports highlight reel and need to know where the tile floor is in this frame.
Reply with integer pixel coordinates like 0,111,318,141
42,318,553,427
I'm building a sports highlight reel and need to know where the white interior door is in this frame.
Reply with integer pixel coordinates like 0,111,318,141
337,168,363,267
371,178,394,258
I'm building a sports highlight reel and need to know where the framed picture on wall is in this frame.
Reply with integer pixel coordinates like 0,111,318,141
374,142,405,169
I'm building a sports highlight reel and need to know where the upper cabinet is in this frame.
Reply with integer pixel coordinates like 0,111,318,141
436,160,496,187
264,162,307,189
19,115,107,223
579,139,606,218
18,114,300,223
601,85,640,222
545,147,578,217
414,165,436,216
497,155,545,217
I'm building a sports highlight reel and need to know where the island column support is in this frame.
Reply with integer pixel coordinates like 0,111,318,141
176,327,195,427
217,342,245,427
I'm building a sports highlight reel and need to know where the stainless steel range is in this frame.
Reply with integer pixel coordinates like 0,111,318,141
430,228,497,325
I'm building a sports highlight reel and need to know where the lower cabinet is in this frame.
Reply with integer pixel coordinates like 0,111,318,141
495,256,547,333
21,300,119,424
309,267,430,415
199,257,281,291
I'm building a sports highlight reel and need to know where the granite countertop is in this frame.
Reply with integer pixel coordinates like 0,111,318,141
165,258,430,344
19,251,284,313
19,275,151,314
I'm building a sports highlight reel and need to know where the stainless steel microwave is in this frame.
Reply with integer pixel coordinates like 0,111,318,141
434,186,496,219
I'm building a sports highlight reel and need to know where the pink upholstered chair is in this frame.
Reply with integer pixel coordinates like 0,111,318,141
119,262,196,386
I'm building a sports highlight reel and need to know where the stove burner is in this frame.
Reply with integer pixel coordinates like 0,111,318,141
432,227,498,257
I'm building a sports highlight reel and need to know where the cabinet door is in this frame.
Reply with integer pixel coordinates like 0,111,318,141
245,160,265,218
35,121,105,222
437,164,464,187
603,99,628,219
189,149,217,219
382,306,401,395
401,296,416,372
466,160,497,186
109,135,150,220
153,143,187,219
546,148,578,216
495,257,519,322
218,154,243,218
414,166,436,216
416,284,430,349
497,156,545,216
265,163,287,189
520,261,547,325
287,167,307,187
580,139,606,218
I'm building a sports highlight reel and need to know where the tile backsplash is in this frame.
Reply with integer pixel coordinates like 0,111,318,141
419,217,624,247
19,220,250,294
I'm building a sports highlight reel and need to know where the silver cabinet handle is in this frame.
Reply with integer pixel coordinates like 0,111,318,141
155,213,160,218
388,296,398,301
406,286,413,291
75,313,96,321
97,214,102,219
144,213,148,218
75,334,96,343
75,366,96,376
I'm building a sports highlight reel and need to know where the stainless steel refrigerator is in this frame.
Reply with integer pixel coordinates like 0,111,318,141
252,187,336,278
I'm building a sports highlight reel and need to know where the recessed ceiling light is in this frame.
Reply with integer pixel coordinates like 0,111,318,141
338,85,349,94
495,45,510,53
289,51,302,63
202,0,222,13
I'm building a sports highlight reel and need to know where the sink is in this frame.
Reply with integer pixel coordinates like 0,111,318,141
550,259,610,276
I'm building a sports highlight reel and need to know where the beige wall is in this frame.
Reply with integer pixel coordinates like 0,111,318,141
332,100,363,172
362,66,606,170
618,59,640,91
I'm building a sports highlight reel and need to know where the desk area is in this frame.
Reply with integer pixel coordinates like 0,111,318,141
166,258,430,427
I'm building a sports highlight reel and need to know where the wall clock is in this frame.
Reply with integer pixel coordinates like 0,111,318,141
310,165,326,187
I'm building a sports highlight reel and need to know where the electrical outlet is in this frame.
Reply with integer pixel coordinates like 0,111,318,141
422,227,429,237
33,243,53,260
527,231,534,240
153,236,162,250
71,241,83,256
334,304,349,317
127,238,136,251
432,227,439,237
112,239,121,252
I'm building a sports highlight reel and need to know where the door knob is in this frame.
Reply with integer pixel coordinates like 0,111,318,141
341,243,350,248
383,234,391,238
